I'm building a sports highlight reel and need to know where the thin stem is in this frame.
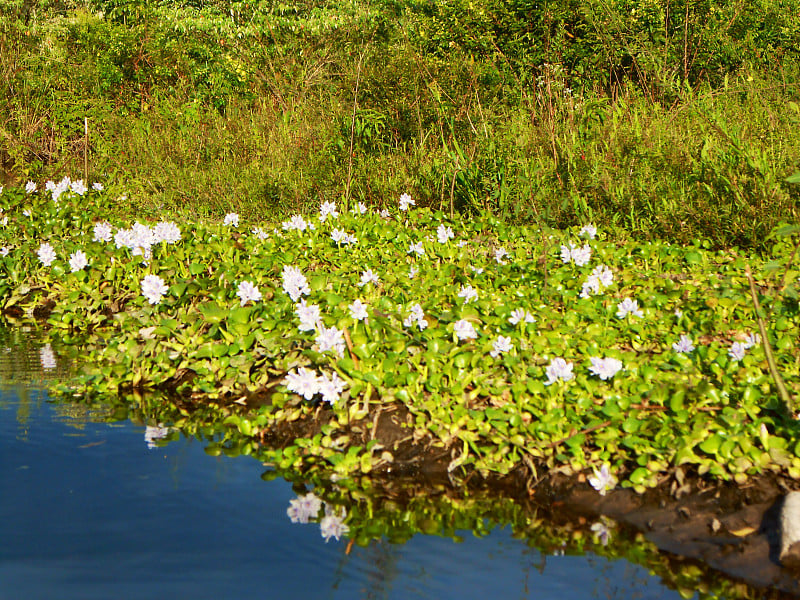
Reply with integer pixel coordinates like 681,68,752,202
84,117,89,184
745,265,794,416
345,45,368,205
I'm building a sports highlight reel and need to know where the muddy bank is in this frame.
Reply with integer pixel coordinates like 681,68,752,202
543,476,800,596
251,399,800,597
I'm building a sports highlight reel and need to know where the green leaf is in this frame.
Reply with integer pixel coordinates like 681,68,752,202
669,390,685,413
628,467,650,485
769,223,800,238
200,302,228,324
699,433,723,455
189,262,206,275
785,172,800,185
684,252,702,264
229,306,252,324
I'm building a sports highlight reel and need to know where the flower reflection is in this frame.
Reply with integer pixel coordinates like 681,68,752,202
144,425,171,449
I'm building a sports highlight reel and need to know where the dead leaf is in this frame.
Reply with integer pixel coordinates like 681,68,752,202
730,526,757,537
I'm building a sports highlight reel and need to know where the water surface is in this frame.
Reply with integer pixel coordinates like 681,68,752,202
0,381,694,600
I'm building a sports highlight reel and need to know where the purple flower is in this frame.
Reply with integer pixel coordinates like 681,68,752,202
320,506,349,542
729,341,747,361
672,334,695,354
490,336,513,358
284,367,321,400
616,298,643,319
588,356,623,380
544,357,574,385
588,464,617,496
453,319,477,341
316,325,345,357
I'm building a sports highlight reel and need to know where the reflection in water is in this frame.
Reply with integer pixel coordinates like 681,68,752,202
0,328,71,387
39,343,57,370
0,392,700,599
144,424,172,449
591,517,615,546
0,328,763,599
286,491,350,542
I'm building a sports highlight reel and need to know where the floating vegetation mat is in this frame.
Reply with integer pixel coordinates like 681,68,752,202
0,181,799,496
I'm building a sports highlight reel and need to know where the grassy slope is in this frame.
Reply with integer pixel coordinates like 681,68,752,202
0,0,799,251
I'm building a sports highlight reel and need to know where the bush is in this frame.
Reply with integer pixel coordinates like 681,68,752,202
407,0,800,100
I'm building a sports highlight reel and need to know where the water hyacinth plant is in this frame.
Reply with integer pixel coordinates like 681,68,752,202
0,182,799,495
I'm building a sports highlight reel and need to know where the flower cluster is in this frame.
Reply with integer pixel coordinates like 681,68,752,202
284,366,347,403
45,176,88,202
580,264,614,298
296,300,322,332
141,274,168,305
69,250,89,272
320,506,349,543
112,221,182,259
319,201,339,222
729,333,760,361
672,334,695,354
560,243,591,266
437,224,454,244
153,221,182,244
37,242,57,267
287,492,323,524
93,222,113,242
251,227,269,240
236,280,262,306
408,241,425,256
359,269,380,287
588,463,618,496
349,299,369,321
454,319,477,341
399,192,415,211
579,224,598,239
544,357,574,385
403,303,427,331
282,265,310,301
616,298,643,319
457,284,478,304
588,356,623,380
508,308,535,325
331,228,357,245
315,325,346,357
490,335,513,358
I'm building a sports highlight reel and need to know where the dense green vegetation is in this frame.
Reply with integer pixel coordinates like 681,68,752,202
1,0,800,507
2,0,799,249
1,182,799,494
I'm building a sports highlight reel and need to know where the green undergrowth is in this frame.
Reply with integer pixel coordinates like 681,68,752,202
2,0,800,250
1,182,799,494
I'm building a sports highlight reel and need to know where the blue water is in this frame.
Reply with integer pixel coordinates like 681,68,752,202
0,386,689,600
